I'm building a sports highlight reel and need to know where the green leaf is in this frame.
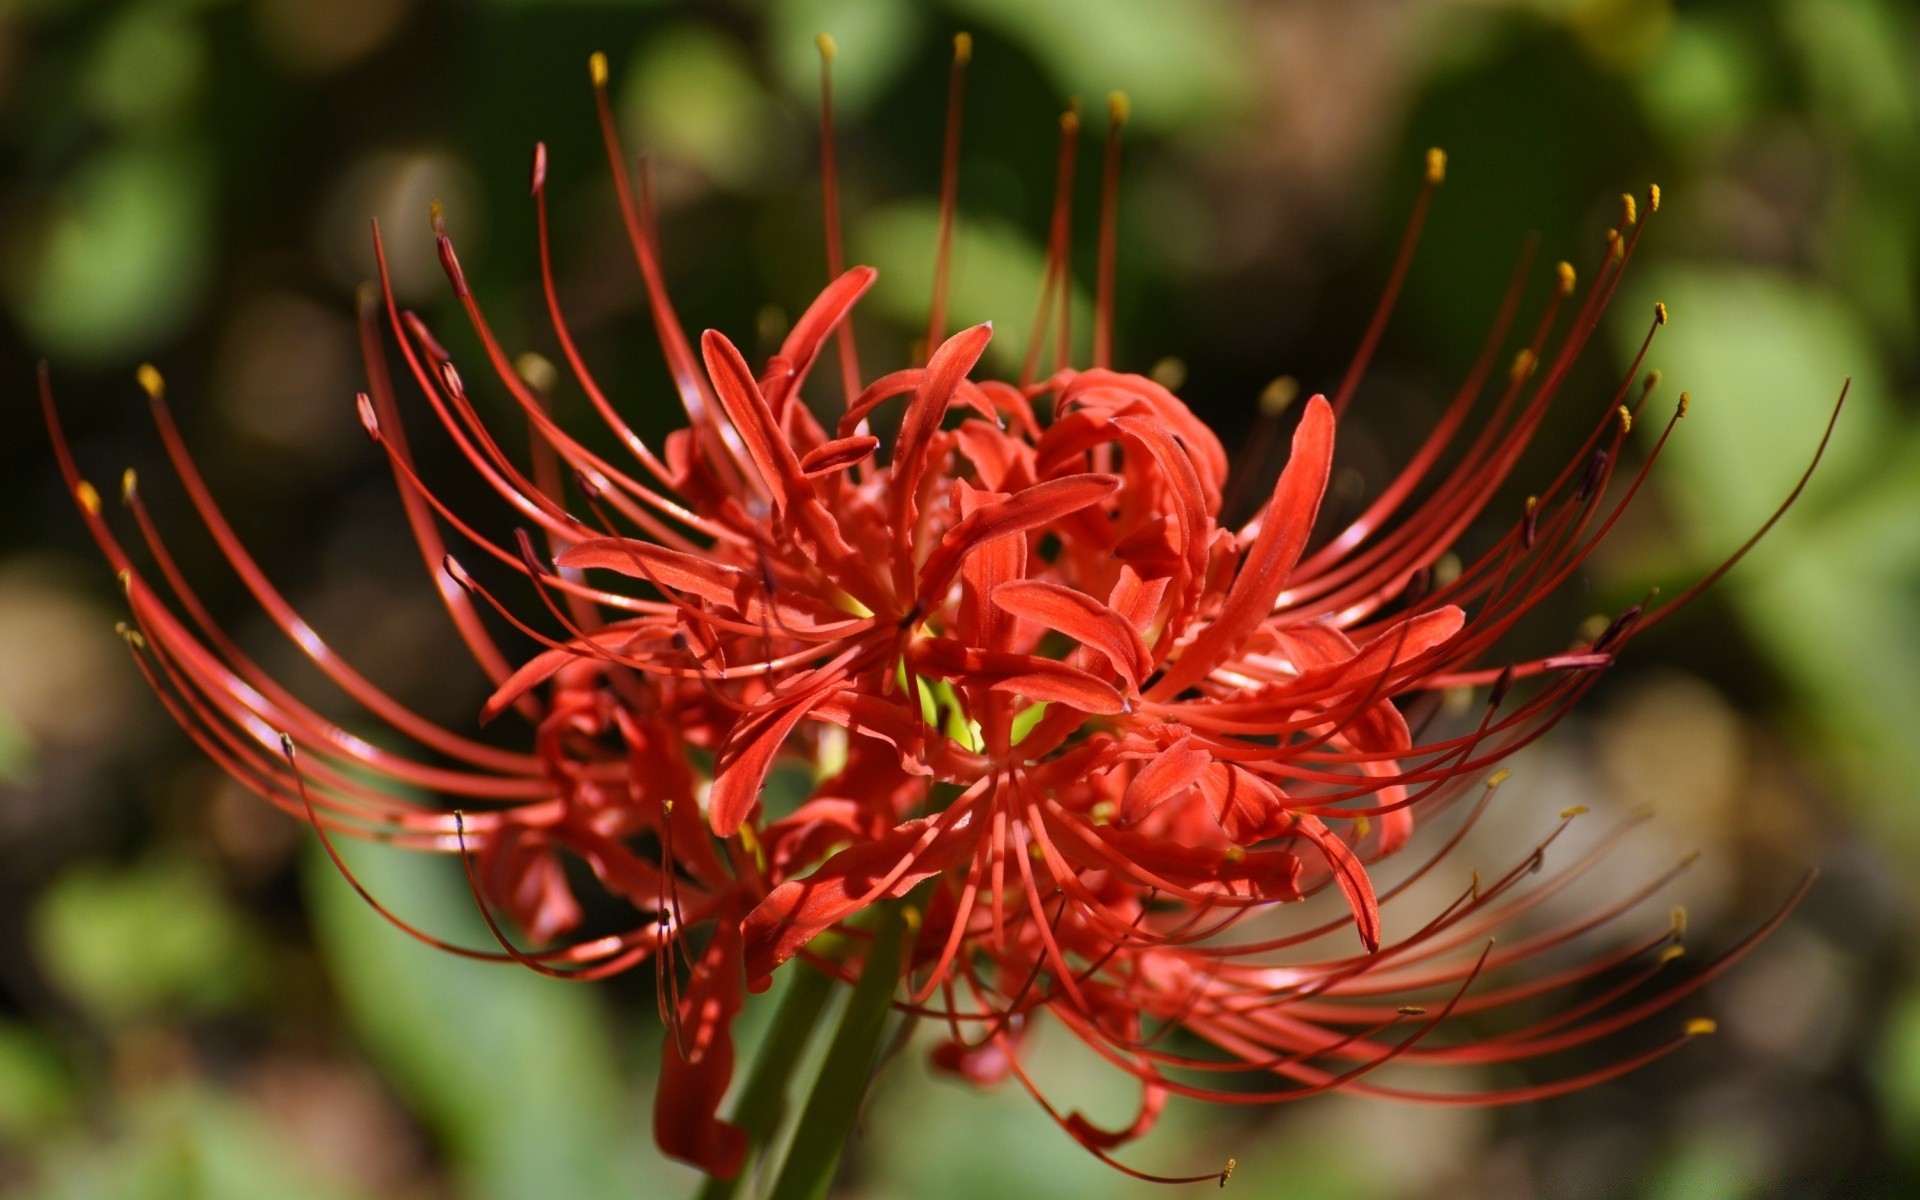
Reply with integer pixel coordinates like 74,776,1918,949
6,140,214,362
696,963,836,1200
766,903,908,1200
853,200,1089,375
32,854,262,1026
767,0,928,115
944,0,1252,132
303,840,678,1200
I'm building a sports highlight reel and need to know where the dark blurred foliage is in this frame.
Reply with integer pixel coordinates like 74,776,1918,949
1,1,1917,1197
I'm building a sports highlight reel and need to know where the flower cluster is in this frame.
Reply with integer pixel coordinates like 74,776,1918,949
43,42,1830,1186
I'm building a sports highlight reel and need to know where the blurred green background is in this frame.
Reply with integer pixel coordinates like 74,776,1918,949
1,0,1917,1196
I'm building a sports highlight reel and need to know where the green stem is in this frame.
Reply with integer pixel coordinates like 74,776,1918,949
695,962,837,1200
765,903,910,1200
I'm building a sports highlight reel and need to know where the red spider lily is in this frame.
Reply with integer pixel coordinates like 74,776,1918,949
40,38,1842,1187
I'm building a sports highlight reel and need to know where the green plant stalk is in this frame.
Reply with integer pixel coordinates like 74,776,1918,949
764,903,910,1200
695,962,836,1200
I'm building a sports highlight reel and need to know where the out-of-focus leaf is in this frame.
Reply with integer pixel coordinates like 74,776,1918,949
303,840,684,1200
621,24,799,192
31,855,261,1025
1620,265,1885,547
0,705,31,784
29,1087,370,1200
767,0,926,115
1637,16,1762,152
0,1022,74,1140
1615,265,1920,845
5,140,214,362
853,200,1089,374
945,0,1251,132
1648,1126,1769,1200
82,7,207,131
1881,986,1920,1161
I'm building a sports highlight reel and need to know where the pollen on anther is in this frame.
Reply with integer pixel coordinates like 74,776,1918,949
1219,1159,1237,1189
952,31,972,64
1648,182,1662,212
1654,301,1668,326
1486,769,1512,788
1510,348,1537,382
1397,1005,1427,1016
1107,91,1130,127
1620,192,1638,227
1617,405,1632,434
1150,357,1187,390
75,481,101,516
516,352,559,395
136,364,164,401
815,32,837,61
1659,944,1687,963
589,51,609,86
1677,391,1691,417
1671,906,1689,937
1259,376,1298,415
120,468,137,503
1556,261,1576,294
1684,1017,1718,1037
1424,147,1447,184
1560,804,1589,819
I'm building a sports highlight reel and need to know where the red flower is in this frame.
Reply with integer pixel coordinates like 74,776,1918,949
41,42,1839,1185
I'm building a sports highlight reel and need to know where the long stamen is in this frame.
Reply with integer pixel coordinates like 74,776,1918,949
1092,91,1128,370
926,32,973,358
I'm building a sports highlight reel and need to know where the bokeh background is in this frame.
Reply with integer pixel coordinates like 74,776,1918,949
1,0,1917,1196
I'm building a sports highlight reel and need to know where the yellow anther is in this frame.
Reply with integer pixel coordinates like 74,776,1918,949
1222,845,1246,864
1107,91,1130,127
1425,147,1447,184
1524,495,1539,518
1617,405,1632,434
1648,183,1661,212
903,904,924,934
1259,375,1298,416
1659,944,1687,963
1671,906,1688,936
1219,1159,1236,1189
952,31,972,65
1061,106,1081,133
136,363,164,401
115,568,132,593
75,481,101,516
1398,1005,1427,1016
1556,261,1576,294
1620,192,1637,227
589,51,609,87
815,32,837,61
516,352,558,395
1149,356,1187,391
1560,804,1589,819
113,621,145,649
1654,301,1668,326
1510,348,1537,382
1352,814,1372,840
1684,1017,1718,1037
1470,869,1482,899
120,468,137,503
1643,368,1661,392
1486,769,1511,788
1677,391,1691,417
